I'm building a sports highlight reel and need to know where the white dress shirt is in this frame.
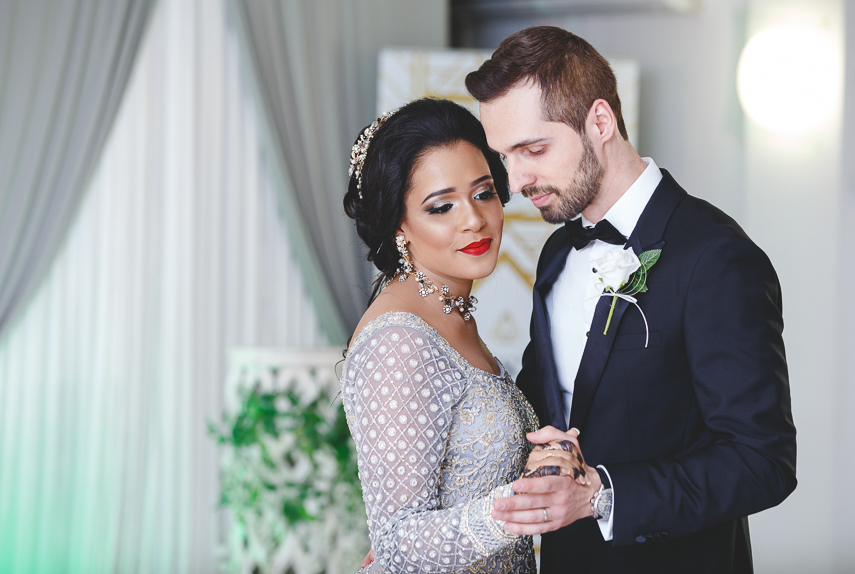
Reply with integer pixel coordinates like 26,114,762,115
544,157,662,540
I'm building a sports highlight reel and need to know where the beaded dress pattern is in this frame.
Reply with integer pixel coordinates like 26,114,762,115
341,312,539,574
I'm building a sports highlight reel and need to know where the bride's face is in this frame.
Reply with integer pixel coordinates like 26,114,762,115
399,141,504,287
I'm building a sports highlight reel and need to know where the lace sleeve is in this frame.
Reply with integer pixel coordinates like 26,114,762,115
342,325,521,573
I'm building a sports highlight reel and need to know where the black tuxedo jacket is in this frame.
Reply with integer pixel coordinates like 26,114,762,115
516,170,797,574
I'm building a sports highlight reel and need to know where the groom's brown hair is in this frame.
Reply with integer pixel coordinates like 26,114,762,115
465,26,629,141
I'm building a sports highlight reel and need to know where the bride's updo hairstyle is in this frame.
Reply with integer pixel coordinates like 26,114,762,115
344,98,509,302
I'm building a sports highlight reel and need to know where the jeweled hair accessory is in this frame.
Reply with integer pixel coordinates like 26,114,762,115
349,108,398,199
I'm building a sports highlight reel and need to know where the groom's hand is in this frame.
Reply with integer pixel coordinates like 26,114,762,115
527,425,581,448
491,426,601,534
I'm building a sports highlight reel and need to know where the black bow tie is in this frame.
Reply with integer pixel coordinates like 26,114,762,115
564,218,626,250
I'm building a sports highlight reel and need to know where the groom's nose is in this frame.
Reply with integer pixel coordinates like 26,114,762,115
507,161,535,194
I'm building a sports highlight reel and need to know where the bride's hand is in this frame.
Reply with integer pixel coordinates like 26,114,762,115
521,441,590,484
521,431,590,485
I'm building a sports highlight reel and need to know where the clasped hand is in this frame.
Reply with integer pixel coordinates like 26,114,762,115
492,426,601,535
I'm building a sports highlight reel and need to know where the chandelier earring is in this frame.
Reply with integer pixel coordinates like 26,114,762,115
393,235,477,321
395,235,414,280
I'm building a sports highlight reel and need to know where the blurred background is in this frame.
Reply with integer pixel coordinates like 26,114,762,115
0,0,852,572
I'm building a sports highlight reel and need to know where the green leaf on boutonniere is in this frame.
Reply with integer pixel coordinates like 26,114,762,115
621,249,661,296
602,249,662,336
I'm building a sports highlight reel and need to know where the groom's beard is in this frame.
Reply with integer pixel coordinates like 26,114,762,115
522,134,604,224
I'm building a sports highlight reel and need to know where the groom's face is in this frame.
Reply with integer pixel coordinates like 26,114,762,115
480,82,603,223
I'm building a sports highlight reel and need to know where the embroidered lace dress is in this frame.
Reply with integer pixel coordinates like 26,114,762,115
341,312,539,574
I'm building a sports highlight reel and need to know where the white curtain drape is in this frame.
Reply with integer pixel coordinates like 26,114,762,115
0,1,329,572
0,0,154,340
235,0,449,334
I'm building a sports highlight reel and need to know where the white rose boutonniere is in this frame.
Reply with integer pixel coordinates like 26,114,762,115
592,246,662,342
591,248,641,292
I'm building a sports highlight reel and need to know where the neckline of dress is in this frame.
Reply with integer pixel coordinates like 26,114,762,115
347,311,505,379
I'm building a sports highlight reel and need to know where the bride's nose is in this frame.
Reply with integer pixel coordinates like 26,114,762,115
460,200,487,232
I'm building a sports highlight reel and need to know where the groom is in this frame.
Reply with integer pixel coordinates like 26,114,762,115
466,26,796,573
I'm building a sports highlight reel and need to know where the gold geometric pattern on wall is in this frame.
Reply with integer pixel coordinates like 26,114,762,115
377,50,492,116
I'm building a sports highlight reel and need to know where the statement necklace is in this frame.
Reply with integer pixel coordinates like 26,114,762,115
409,269,478,321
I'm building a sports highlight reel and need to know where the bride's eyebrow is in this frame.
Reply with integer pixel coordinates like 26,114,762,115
421,187,454,205
422,174,493,205
420,176,493,205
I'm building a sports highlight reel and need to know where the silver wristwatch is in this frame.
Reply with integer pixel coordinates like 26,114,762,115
591,467,613,520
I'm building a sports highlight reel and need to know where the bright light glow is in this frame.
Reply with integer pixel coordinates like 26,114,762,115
737,24,841,134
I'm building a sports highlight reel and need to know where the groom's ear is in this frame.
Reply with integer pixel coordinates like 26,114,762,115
586,99,617,145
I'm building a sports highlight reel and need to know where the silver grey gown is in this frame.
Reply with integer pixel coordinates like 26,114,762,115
340,312,539,574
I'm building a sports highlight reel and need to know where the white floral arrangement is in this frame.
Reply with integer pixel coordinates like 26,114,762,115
210,382,369,574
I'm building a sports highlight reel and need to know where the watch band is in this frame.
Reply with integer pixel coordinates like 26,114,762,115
596,466,611,490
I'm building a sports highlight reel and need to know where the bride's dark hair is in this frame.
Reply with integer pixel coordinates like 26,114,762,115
343,98,509,304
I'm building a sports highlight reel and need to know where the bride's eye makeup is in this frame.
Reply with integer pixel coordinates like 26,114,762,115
425,183,496,215
474,184,496,201
426,201,453,215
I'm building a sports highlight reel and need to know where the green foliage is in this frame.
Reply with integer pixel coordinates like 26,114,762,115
209,382,367,573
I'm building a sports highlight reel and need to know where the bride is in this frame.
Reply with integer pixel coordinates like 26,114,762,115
341,98,587,573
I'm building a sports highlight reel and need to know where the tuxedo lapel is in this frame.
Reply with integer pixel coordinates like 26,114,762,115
568,288,632,429
534,228,574,292
567,170,687,430
532,230,574,430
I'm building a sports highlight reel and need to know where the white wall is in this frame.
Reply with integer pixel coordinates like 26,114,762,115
470,1,748,218
834,3,855,572
741,2,843,573
468,1,852,572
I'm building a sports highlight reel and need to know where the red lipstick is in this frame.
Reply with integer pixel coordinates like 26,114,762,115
459,238,492,256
